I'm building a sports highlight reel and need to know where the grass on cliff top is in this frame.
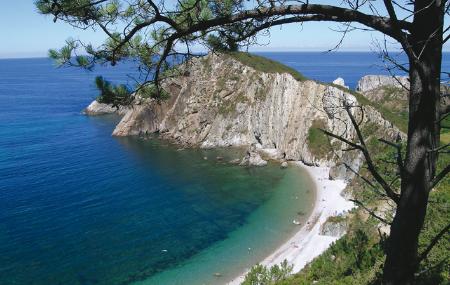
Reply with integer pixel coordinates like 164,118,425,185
225,52,307,82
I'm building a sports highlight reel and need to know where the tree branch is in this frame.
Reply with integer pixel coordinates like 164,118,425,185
350,199,392,225
430,164,450,189
417,222,450,265
379,138,404,176
343,103,400,204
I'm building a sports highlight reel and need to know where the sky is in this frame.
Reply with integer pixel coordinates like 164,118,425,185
1,1,449,58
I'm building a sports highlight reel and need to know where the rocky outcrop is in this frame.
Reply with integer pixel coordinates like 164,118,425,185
320,215,348,238
356,75,409,93
332,77,348,89
86,53,404,176
83,100,130,115
240,145,268,167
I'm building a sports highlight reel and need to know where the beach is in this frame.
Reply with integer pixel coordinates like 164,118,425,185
227,162,355,285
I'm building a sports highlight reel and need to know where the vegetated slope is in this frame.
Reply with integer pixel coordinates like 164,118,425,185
273,82,449,285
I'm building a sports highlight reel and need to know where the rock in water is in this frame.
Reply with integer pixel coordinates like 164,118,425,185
280,161,288,168
229,158,240,164
240,145,268,167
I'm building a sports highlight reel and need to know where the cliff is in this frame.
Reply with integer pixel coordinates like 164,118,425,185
86,53,404,178
356,75,409,93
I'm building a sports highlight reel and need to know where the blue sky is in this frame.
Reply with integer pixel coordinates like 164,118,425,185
1,1,448,58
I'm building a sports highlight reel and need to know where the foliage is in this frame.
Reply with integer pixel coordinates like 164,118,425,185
136,83,170,100
206,34,239,51
273,130,449,285
242,260,293,285
441,114,450,144
307,119,331,159
329,84,408,133
271,95,449,284
94,76,133,107
227,52,307,82
275,184,449,285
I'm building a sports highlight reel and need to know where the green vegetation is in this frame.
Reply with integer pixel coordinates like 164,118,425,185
441,132,450,144
242,260,293,285
95,76,133,107
325,214,347,225
226,52,307,82
136,83,170,100
280,221,385,285
329,83,409,133
276,172,449,285
243,88,449,284
307,119,332,159
270,126,449,284
440,114,450,144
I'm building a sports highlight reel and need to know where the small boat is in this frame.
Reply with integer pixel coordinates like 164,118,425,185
292,219,301,225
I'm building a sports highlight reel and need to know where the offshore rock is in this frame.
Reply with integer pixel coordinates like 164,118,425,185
240,144,268,167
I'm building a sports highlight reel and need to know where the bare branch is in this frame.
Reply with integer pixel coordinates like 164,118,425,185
430,164,450,189
417,222,450,265
379,138,404,176
343,103,400,204
350,199,392,225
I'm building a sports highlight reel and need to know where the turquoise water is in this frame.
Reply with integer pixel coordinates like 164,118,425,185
0,55,314,285
2,53,448,285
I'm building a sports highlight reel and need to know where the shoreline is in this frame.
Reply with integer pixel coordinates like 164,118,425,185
227,161,354,285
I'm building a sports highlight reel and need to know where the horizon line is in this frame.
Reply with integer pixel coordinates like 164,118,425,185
1,49,450,60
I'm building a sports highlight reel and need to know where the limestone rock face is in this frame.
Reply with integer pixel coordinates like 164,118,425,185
356,75,409,93
88,53,403,177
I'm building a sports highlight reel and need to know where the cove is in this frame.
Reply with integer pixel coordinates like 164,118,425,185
119,136,315,285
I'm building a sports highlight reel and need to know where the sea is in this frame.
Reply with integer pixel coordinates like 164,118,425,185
0,52,448,285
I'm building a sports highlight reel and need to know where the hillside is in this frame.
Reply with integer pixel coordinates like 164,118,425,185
88,52,402,180
85,52,449,284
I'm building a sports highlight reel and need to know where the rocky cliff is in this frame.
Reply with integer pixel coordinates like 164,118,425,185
86,53,404,178
356,75,409,93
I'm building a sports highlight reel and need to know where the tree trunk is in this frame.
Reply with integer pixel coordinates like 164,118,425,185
382,1,444,284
